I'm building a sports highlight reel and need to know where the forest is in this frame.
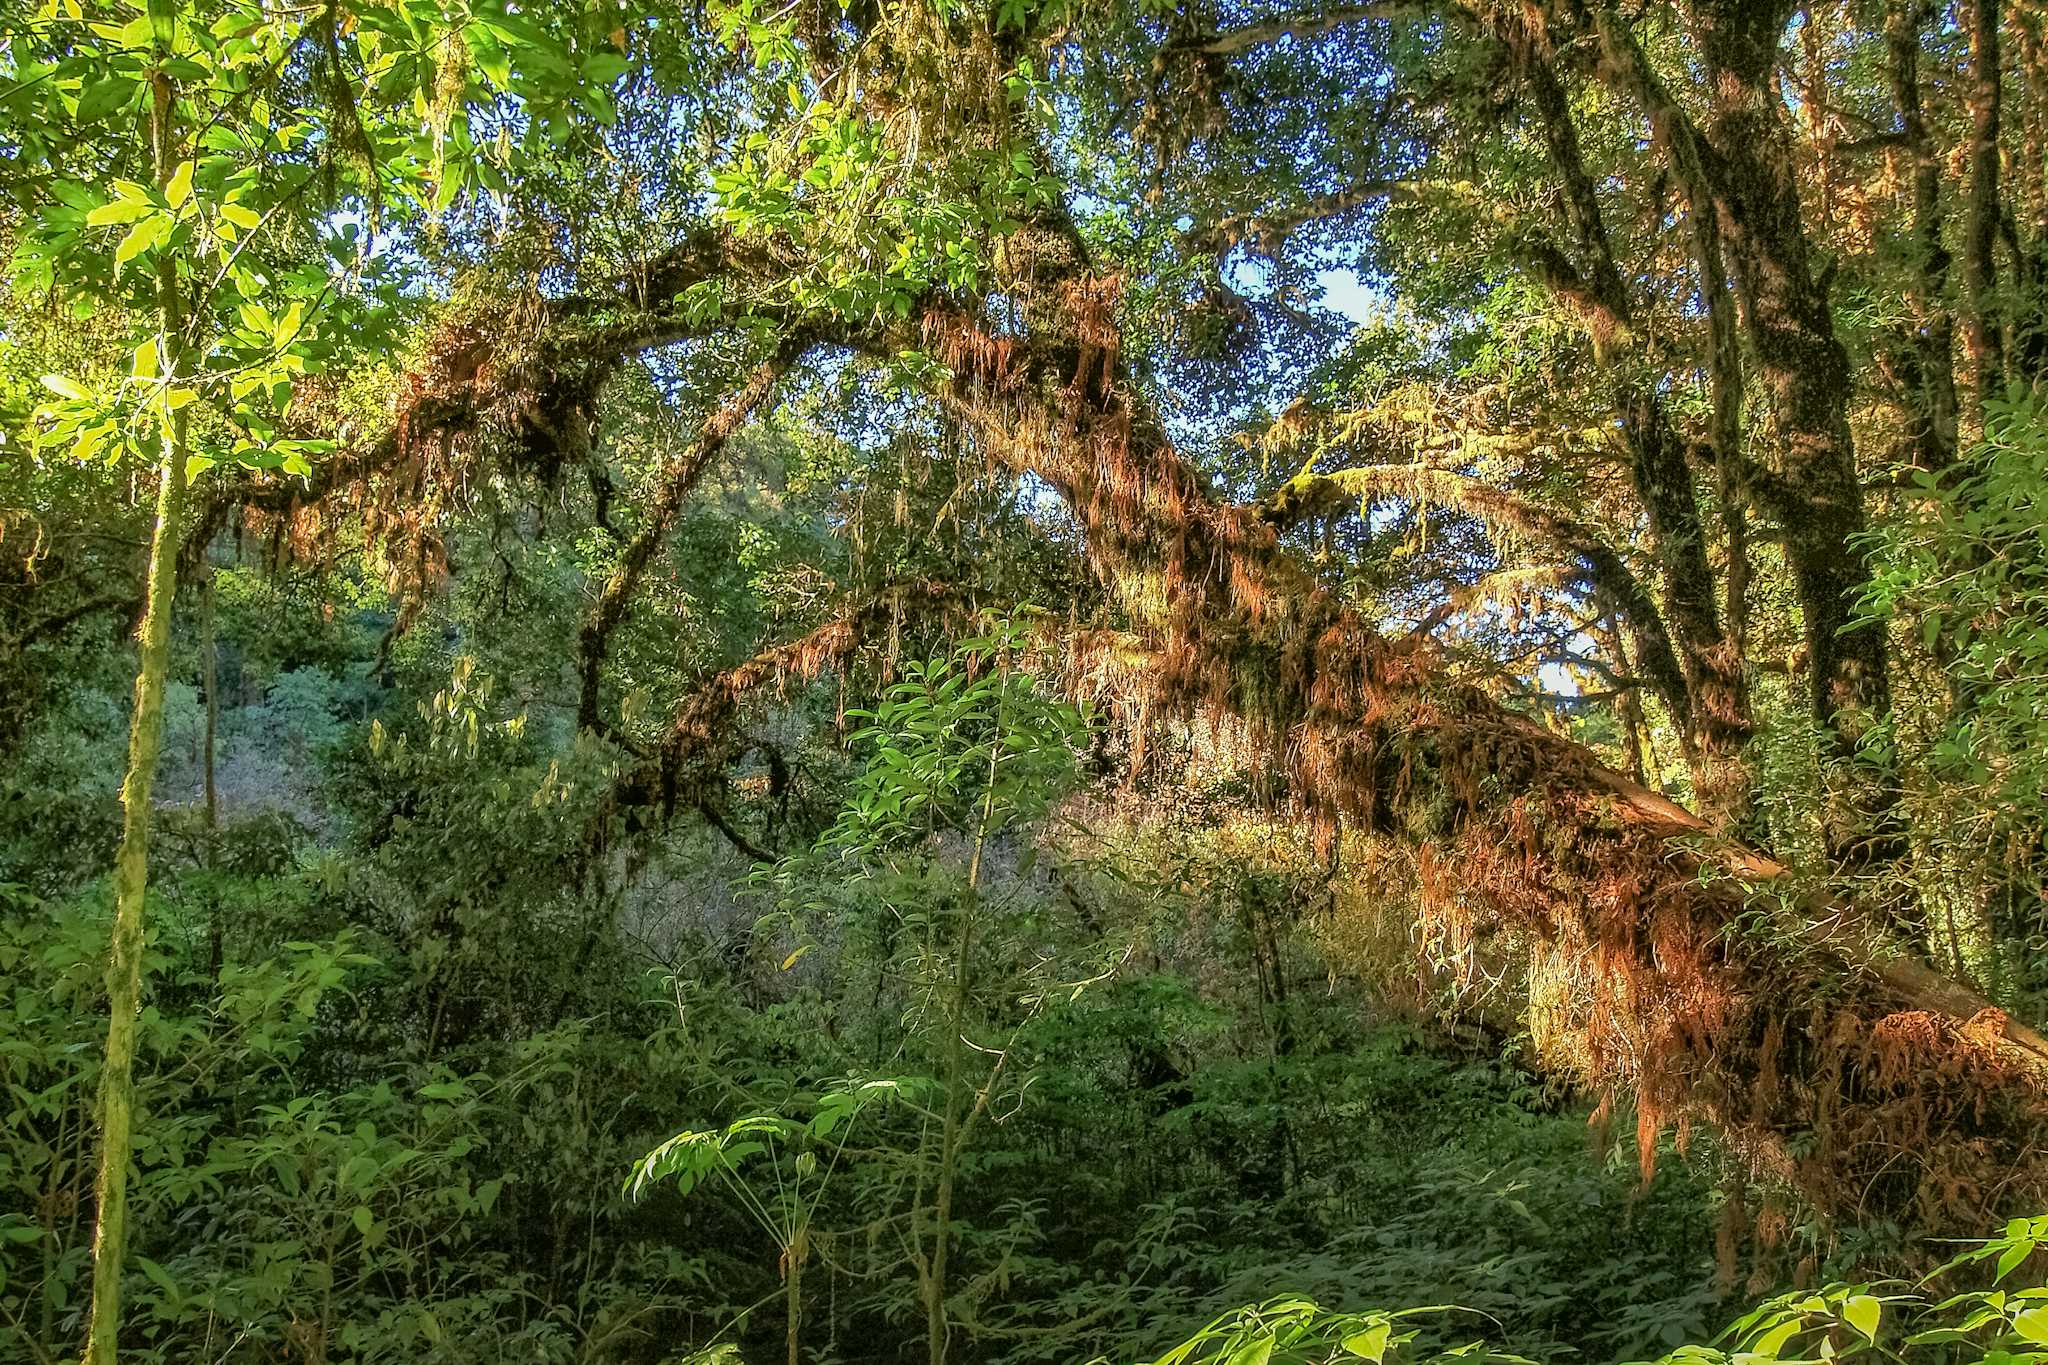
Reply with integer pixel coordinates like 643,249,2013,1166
7,0,2048,1360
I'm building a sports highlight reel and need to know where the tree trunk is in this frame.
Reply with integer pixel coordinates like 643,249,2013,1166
1618,389,1754,831
1886,0,1960,474
1964,0,2007,401
202,562,221,977
915,201,2048,1230
2007,4,2048,379
84,67,191,1365
374,197,2048,1240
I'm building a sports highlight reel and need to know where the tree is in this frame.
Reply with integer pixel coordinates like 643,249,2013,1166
1,0,585,1352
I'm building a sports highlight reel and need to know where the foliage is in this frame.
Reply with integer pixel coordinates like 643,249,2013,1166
1855,395,2048,1002
1124,1216,2048,1365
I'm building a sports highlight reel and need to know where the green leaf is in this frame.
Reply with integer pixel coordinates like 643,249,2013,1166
2016,1307,2048,1346
584,51,631,83
40,374,91,401
131,337,159,380
146,0,177,46
76,76,137,123
1343,1324,1392,1361
1224,1334,1273,1365
113,213,166,271
164,161,193,211
1751,1318,1801,1358
86,198,151,228
133,1255,181,1305
351,1205,374,1236
465,30,512,86
1842,1295,1881,1342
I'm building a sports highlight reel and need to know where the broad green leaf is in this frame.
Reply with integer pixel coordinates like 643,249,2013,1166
1224,1334,1273,1365
1751,1318,1801,1358
1343,1324,1392,1361
87,198,152,227
1842,1295,1881,1342
75,76,136,123
133,1255,181,1304
113,213,167,270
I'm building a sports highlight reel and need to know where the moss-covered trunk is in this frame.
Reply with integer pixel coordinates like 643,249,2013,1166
83,68,190,1365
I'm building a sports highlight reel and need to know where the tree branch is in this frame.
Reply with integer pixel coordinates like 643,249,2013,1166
1181,1,1416,55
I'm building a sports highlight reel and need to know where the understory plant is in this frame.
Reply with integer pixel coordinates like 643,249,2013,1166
1131,1214,2048,1365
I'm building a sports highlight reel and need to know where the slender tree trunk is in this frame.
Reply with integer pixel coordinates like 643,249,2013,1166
1965,0,2007,401
201,562,222,977
201,565,217,843
1620,390,1755,831
1887,0,1960,473
926,966,965,1365
1798,0,1842,222
786,1228,805,1365
2008,4,2048,377
1602,619,1652,786
83,67,189,1365
926,746,998,1365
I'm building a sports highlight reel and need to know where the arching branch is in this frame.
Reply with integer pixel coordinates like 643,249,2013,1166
576,334,812,732
608,581,965,824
